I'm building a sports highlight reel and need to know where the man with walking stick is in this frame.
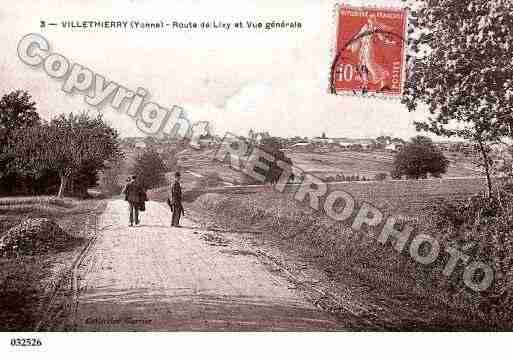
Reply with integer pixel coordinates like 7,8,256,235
169,171,185,227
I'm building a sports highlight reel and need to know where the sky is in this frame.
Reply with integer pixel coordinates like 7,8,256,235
0,0,433,139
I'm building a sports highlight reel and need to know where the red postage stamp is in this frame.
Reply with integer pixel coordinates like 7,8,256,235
330,4,408,97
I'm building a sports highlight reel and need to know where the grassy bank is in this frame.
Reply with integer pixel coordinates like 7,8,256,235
0,196,105,331
188,190,501,329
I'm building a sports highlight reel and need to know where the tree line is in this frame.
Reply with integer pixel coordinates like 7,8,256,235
0,90,122,198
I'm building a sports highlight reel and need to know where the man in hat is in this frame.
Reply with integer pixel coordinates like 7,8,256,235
170,171,184,227
122,175,144,226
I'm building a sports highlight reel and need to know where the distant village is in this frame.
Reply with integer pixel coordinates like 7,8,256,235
119,130,496,156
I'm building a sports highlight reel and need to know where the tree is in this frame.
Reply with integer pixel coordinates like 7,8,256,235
402,0,513,196
160,147,178,171
410,135,433,146
99,160,125,195
258,137,294,184
0,90,41,136
131,149,167,189
392,135,449,179
8,112,122,197
0,90,41,180
70,162,100,198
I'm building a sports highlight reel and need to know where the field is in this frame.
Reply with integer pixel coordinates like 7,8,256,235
151,144,489,217
127,144,484,193
286,150,482,180
171,147,484,190
171,176,487,217
316,177,487,215
176,148,242,185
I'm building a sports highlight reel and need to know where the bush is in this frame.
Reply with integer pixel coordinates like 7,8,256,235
424,183,513,327
0,218,71,257
392,136,449,179
131,149,168,189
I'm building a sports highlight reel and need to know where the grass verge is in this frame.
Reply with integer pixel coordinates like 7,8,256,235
187,191,497,330
0,197,105,331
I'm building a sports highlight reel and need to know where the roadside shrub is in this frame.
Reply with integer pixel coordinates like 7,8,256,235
428,192,502,233
424,183,513,327
0,218,72,257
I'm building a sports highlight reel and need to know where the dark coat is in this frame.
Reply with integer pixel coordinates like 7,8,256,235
171,181,182,203
123,182,145,203
170,181,184,214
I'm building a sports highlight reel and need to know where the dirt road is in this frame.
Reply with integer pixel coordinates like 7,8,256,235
66,200,339,331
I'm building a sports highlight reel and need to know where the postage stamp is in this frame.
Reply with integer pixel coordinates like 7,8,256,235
330,4,408,98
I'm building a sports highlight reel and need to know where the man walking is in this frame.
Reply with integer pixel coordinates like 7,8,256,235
122,175,144,226
170,171,184,227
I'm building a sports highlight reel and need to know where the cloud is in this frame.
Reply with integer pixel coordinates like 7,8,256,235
0,0,430,139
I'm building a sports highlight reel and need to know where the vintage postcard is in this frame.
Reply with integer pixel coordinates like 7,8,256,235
1,0,512,357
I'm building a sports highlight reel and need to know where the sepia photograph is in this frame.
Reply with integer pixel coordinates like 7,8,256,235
0,0,512,356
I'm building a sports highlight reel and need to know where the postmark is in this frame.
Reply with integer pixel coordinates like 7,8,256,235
330,4,408,98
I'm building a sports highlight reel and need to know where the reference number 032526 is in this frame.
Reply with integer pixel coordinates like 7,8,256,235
10,338,42,347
